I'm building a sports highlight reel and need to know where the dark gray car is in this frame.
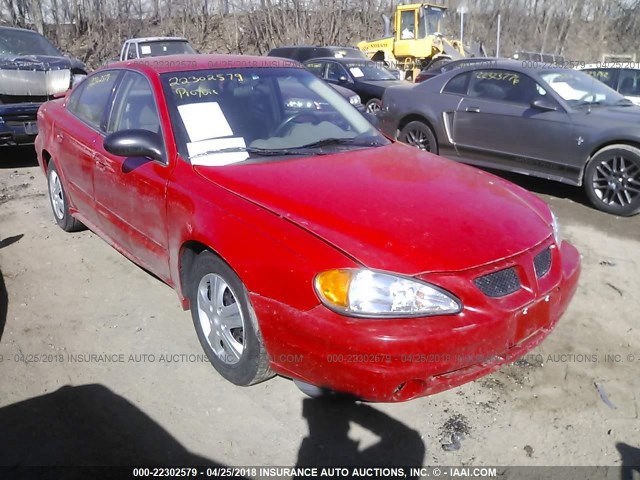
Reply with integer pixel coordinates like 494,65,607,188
379,59,640,216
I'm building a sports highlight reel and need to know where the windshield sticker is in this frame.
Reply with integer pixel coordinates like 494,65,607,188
178,102,233,142
168,73,244,88
188,137,249,166
89,73,112,86
140,45,151,55
586,70,609,79
475,71,520,85
350,67,364,78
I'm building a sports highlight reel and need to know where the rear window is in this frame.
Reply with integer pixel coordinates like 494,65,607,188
138,40,196,57
443,72,470,95
582,68,618,89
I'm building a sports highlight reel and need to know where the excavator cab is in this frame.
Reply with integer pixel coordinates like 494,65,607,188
394,4,448,60
397,4,445,40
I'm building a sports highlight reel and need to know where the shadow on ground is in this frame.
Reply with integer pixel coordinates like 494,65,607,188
617,443,640,480
0,384,222,475
296,397,425,476
0,146,38,169
0,268,6,343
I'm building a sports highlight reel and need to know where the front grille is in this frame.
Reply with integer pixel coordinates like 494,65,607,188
0,94,51,104
5,114,37,126
474,268,521,297
534,247,552,277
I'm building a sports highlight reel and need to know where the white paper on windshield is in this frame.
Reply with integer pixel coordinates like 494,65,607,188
178,102,233,142
188,137,248,166
350,67,365,78
549,82,585,101
140,45,151,55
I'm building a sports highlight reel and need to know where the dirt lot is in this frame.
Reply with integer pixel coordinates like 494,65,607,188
1,147,639,472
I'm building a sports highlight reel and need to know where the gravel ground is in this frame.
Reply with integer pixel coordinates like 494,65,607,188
1,147,639,474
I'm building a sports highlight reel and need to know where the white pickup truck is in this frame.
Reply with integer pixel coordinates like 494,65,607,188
119,37,197,61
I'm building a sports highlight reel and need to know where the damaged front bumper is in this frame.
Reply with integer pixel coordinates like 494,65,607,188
0,102,40,146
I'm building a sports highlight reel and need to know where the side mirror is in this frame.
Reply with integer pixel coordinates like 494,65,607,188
103,129,165,163
338,75,350,84
531,98,558,111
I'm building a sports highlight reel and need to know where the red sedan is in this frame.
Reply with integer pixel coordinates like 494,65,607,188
35,55,580,402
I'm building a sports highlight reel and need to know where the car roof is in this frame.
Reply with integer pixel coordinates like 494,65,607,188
305,57,369,63
126,37,189,43
105,54,303,75
433,58,572,75
0,25,43,34
579,63,640,70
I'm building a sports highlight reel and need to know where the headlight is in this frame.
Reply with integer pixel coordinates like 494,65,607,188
349,94,361,105
71,73,87,88
314,269,461,318
551,211,561,245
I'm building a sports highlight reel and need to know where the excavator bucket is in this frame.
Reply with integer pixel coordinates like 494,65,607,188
442,42,464,60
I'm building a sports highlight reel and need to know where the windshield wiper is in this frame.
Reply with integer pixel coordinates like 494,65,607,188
190,146,308,161
189,137,384,161
291,137,382,149
575,99,603,108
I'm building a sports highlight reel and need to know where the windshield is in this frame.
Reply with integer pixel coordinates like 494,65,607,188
540,70,626,107
0,29,61,57
139,40,196,57
346,62,396,81
423,6,445,36
161,67,387,165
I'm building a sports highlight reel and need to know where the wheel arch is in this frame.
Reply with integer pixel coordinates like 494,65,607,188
581,139,640,185
397,114,438,143
178,240,228,309
41,149,52,172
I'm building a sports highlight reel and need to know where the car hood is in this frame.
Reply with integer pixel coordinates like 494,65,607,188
0,54,82,96
358,79,407,90
194,144,552,275
574,104,640,122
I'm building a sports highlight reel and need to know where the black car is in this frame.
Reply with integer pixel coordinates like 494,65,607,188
303,57,406,113
0,26,87,147
415,57,499,83
379,59,640,216
268,45,368,63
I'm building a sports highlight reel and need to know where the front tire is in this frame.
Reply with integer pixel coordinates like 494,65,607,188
584,144,640,216
398,120,438,153
47,161,85,232
189,251,273,386
365,98,382,114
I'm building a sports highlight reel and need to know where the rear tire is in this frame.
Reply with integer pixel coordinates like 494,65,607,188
189,251,273,386
47,161,85,232
398,121,439,154
584,144,640,216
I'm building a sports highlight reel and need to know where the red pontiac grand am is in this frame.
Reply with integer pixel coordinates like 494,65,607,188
35,55,580,402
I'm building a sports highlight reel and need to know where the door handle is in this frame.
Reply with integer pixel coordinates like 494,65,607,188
465,107,481,113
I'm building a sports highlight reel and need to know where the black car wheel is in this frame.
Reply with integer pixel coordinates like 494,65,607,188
189,251,273,386
584,144,640,216
365,98,382,114
398,121,439,154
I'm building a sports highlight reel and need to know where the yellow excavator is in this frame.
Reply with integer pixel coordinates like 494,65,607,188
357,3,484,81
